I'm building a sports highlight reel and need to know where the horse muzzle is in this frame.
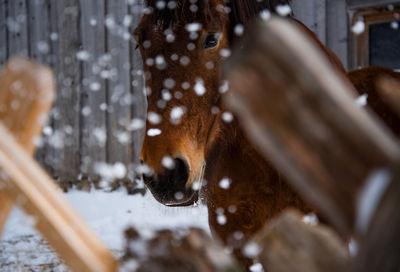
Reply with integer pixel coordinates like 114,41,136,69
142,157,198,206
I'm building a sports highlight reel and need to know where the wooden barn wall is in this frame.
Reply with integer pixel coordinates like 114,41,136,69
0,0,146,185
293,0,349,70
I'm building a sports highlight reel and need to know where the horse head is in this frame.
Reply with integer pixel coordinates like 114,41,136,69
135,0,231,206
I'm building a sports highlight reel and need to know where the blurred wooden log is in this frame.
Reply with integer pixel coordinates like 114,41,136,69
121,227,241,272
250,209,349,272
0,57,55,237
224,17,400,237
348,67,400,137
354,147,400,271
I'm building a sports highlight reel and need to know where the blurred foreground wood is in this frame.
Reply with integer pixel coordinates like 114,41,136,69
252,210,349,272
224,17,400,238
354,162,400,272
121,227,240,272
0,57,117,272
0,57,54,236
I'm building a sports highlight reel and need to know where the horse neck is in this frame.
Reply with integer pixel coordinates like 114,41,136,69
292,19,346,74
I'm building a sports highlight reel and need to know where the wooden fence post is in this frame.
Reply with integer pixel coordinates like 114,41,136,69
224,17,400,237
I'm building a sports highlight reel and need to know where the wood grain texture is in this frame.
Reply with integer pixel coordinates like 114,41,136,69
326,0,348,70
0,0,7,67
51,0,82,184
7,0,29,57
28,0,52,171
79,0,107,182
130,1,147,165
106,0,132,179
224,17,400,237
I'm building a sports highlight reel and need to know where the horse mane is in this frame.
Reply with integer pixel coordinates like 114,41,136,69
144,0,292,31
226,0,292,26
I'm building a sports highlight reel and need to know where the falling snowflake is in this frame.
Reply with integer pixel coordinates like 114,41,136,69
162,156,176,170
219,177,231,189
276,4,292,16
352,21,365,35
147,128,162,137
194,79,206,96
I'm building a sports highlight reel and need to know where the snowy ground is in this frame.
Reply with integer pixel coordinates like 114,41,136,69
0,189,209,271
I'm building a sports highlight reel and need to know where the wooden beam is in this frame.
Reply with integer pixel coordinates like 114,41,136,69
224,17,400,237
347,0,400,10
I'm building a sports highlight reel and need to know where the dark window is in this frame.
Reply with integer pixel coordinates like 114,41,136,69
369,22,400,69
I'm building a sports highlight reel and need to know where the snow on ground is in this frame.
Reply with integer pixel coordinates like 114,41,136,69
0,189,209,271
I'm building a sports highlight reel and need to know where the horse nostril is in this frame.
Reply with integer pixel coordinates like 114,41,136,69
171,158,189,188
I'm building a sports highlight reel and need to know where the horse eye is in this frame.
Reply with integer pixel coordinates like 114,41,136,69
202,33,221,49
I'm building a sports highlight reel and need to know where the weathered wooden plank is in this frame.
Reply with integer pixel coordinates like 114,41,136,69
51,0,82,187
292,0,327,45
0,0,7,67
28,0,50,63
7,0,29,57
326,0,348,70
106,0,133,182
79,0,107,184
28,0,53,171
224,17,400,237
130,1,146,166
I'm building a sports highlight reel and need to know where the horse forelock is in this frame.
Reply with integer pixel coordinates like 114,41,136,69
144,0,227,31
226,0,292,25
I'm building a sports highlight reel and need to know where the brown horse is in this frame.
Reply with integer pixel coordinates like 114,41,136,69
135,0,400,269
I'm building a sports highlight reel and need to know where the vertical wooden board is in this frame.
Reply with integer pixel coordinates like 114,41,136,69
50,0,81,185
7,0,29,57
28,0,53,172
106,0,133,179
0,0,7,68
326,0,349,70
292,0,326,44
315,0,327,45
28,0,50,63
130,1,147,165
79,0,107,182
